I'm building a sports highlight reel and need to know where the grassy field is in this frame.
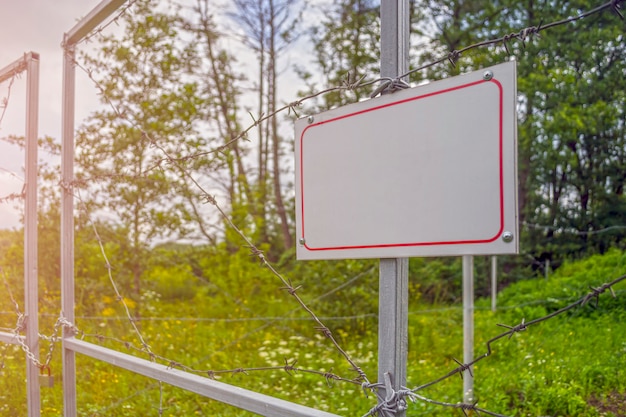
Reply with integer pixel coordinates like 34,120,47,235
1,250,625,416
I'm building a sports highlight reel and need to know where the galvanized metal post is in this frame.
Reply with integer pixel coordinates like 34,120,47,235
378,259,408,408
24,51,40,417
379,1,410,413
61,41,77,417
462,255,474,403
61,5,127,415
491,256,497,312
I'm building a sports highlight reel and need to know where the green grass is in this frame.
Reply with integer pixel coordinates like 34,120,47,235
1,250,625,416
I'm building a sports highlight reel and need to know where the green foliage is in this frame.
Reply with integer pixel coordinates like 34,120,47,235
283,252,379,331
142,264,198,301
409,0,626,275
410,251,626,416
297,0,381,110
409,257,462,303
495,249,626,315
1,230,626,415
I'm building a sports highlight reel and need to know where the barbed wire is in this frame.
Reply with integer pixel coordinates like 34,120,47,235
68,76,372,390
0,72,17,130
1,269,624,416
3,283,625,324
6,306,365,393
523,221,626,236
364,273,626,417
0,191,25,205
399,0,624,83
67,186,167,415
53,181,373,416
0,267,66,376
0,167,25,204
66,0,139,48
81,326,359,386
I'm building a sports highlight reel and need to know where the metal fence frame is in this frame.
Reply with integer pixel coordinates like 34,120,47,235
0,52,40,417
60,1,340,416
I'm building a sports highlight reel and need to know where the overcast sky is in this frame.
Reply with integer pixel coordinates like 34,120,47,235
0,1,125,229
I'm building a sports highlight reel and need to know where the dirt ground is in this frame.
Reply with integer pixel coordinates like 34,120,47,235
588,392,626,416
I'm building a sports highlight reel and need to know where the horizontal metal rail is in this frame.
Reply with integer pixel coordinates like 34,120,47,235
63,0,127,46
0,330,23,345
0,53,30,84
65,338,342,417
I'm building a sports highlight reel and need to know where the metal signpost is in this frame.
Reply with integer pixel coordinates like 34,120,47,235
492,256,498,312
463,255,475,402
295,3,518,411
378,2,409,412
0,52,40,417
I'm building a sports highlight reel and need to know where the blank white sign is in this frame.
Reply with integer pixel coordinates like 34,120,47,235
295,61,518,260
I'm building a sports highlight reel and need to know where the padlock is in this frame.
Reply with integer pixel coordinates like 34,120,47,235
39,367,54,388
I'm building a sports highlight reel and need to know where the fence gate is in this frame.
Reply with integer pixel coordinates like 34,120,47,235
0,52,40,417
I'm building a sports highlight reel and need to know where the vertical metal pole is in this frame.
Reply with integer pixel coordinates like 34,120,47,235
378,259,408,407
462,255,474,403
61,41,77,417
24,52,40,417
491,256,497,312
379,1,409,413
381,0,410,83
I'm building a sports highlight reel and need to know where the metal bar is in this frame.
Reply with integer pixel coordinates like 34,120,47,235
24,51,40,417
378,2,410,413
381,0,410,82
0,55,27,84
63,0,127,46
491,256,497,312
65,339,341,417
378,259,408,409
63,2,127,415
462,255,474,403
61,45,77,417
0,331,23,345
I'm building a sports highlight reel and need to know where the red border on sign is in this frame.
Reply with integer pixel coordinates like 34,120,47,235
299,78,505,252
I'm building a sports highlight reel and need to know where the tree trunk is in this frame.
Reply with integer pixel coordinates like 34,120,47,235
268,0,293,249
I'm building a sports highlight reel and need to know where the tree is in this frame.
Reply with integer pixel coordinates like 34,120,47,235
229,0,303,254
76,0,213,295
298,0,381,110
185,0,253,251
